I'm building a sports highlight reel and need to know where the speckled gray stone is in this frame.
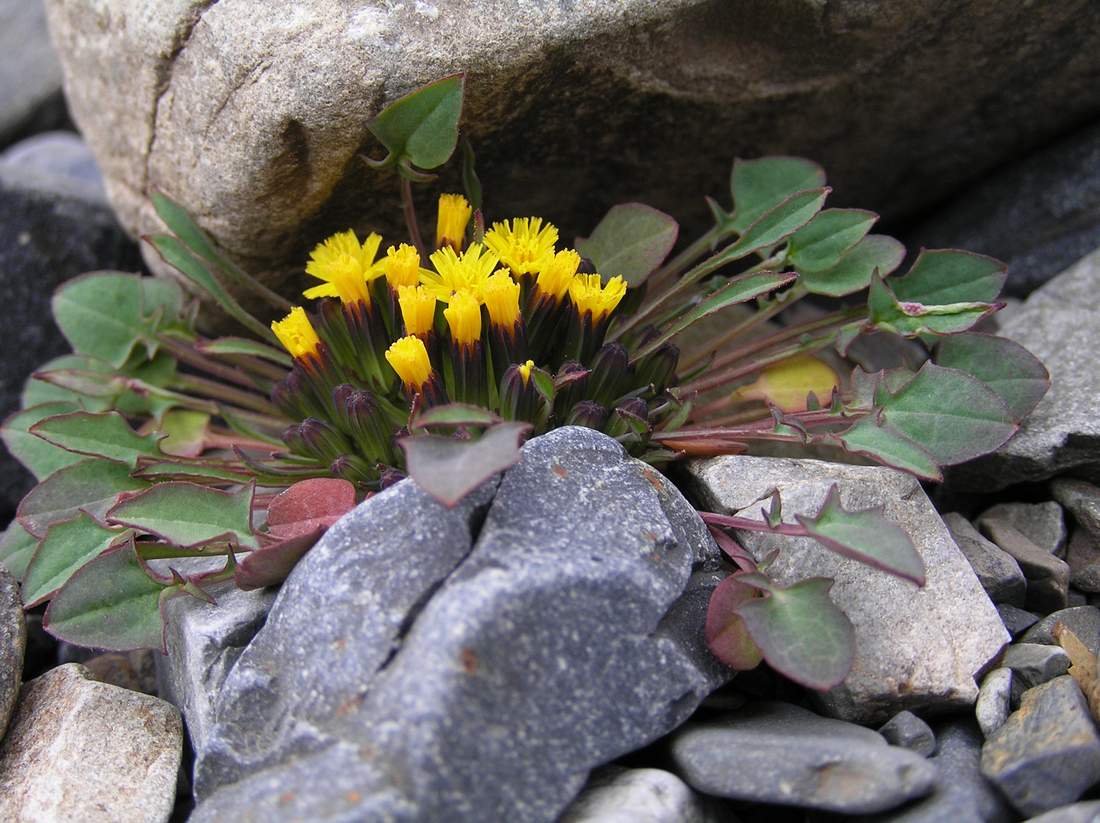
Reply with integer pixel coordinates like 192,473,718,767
944,512,1026,605
188,428,725,822
0,567,23,739
670,701,936,814
1054,479,1100,544
558,767,726,823
688,455,1009,723
982,520,1070,613
998,604,1041,637
976,668,1013,738
978,502,1067,557
1002,644,1071,702
1022,607,1100,654
1027,800,1100,822
878,711,936,757
982,676,1100,817
1066,529,1100,593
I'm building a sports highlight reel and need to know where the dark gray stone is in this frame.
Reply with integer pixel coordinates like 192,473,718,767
0,567,23,739
911,120,1100,298
981,676,1100,817
669,701,936,814
978,502,1067,557
976,668,1012,739
187,428,725,822
0,0,65,144
1027,800,1100,822
1022,607,1100,655
878,711,936,757
558,767,728,823
865,720,1012,823
982,520,1070,613
1067,529,1100,593
1002,644,1071,702
998,604,1041,638
1054,479,1100,544
944,512,1027,606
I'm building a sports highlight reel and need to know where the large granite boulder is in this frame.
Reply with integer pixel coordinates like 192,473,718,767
44,1,1100,287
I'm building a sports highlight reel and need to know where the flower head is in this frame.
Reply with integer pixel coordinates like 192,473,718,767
385,335,434,390
423,243,499,303
443,289,482,348
272,307,322,361
569,274,627,322
383,243,427,290
534,249,581,302
481,271,521,330
397,284,437,337
436,193,472,250
484,217,558,277
518,359,535,386
304,230,384,304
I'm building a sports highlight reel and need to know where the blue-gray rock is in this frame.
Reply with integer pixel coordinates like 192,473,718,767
0,131,105,200
1066,529,1100,593
1026,800,1100,822
558,767,729,823
1054,480,1100,544
0,0,65,144
878,711,936,757
0,567,23,739
981,676,1100,817
977,668,1013,739
669,701,936,814
978,502,1068,557
184,428,725,822
944,512,1026,606
998,604,1041,637
1022,607,1100,654
865,720,1012,822
981,520,1070,613
1002,644,1071,702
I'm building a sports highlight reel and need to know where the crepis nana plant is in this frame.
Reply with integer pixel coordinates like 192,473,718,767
0,75,1048,690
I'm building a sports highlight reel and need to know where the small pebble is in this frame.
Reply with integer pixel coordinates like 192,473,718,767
1002,644,1071,702
982,520,1070,613
878,710,936,757
997,604,1041,637
978,501,1067,556
976,668,1012,738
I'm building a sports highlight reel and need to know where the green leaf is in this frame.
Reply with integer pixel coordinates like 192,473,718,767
735,573,855,690
52,272,183,368
933,333,1049,422
132,461,253,484
2,402,84,480
235,528,323,591
632,271,796,362
890,249,1007,305
0,521,39,581
795,485,924,584
705,575,764,670
44,537,171,651
30,411,162,468
106,481,258,549
367,74,464,171
401,422,531,507
411,403,501,430
575,203,679,287
197,337,292,367
22,513,129,607
717,188,830,266
799,234,906,297
787,209,877,273
155,410,210,458
22,355,113,410
729,157,826,234
868,274,997,337
837,417,943,481
18,459,151,538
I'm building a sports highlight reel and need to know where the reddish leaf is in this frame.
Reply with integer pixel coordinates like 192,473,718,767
266,478,357,530
235,527,325,591
705,575,765,670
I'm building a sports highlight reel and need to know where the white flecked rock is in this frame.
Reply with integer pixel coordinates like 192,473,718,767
559,767,725,823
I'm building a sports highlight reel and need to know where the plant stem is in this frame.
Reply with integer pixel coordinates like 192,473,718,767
402,176,429,261
646,225,723,293
159,335,264,391
699,511,808,537
174,374,282,416
136,543,232,560
682,333,838,396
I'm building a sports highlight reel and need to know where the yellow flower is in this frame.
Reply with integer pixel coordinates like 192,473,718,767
484,217,558,277
423,243,499,303
569,274,627,322
481,271,521,330
271,307,322,360
443,290,482,347
385,335,434,390
397,285,437,338
518,359,535,386
436,193,472,250
303,230,384,304
383,243,429,290
535,249,581,302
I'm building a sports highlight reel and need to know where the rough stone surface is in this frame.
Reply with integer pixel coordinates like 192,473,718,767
0,567,24,739
688,455,1009,723
1054,479,1100,544
944,512,1026,606
558,767,726,823
982,676,1100,817
184,428,725,822
83,650,159,695
997,604,1040,638
0,0,65,144
1022,607,1100,654
1028,801,1100,822
982,520,1070,613
669,702,936,814
864,720,1012,823
976,668,1013,739
949,247,1100,489
1002,644,1071,702
0,663,182,823
0,163,142,517
1067,529,1100,593
43,1,1100,287
911,120,1100,297
978,502,1068,557
878,711,936,758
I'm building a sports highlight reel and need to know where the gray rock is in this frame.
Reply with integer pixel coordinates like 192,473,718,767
976,668,1013,739
1022,607,1100,654
949,247,1100,489
998,604,1041,637
0,567,23,738
1002,644,1071,702
0,131,106,200
982,520,1070,613
865,720,1012,823
688,455,1009,723
944,512,1027,605
1027,800,1100,822
558,767,727,823
910,120,1100,297
1069,589,1091,607
187,428,726,822
982,676,1100,817
1054,479,1100,543
669,701,936,814
0,663,181,823
83,650,159,694
878,710,936,757
978,502,1068,557
1067,529,1100,593
0,0,65,144
43,1,1100,287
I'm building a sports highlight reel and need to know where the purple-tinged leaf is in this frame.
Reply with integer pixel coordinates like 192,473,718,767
734,573,855,690
197,336,292,367
729,156,826,234
575,203,679,287
800,234,906,297
869,274,999,337
266,477,357,539
933,333,1049,422
17,458,151,538
154,410,210,458
795,485,925,584
22,513,130,607
720,188,830,264
787,208,877,273
235,527,325,591
31,410,162,468
0,521,38,581
890,248,1007,305
401,422,531,507
2,401,84,480
106,481,259,548
410,403,501,430
133,461,253,484
837,418,943,481
705,575,764,670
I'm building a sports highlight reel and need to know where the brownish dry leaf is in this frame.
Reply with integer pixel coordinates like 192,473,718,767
1054,622,1100,721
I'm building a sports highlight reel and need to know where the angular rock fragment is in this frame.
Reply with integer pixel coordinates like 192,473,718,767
981,520,1070,613
944,512,1026,606
977,501,1067,556
878,710,936,757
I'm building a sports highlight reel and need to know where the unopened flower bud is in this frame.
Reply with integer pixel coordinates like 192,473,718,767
565,400,608,430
